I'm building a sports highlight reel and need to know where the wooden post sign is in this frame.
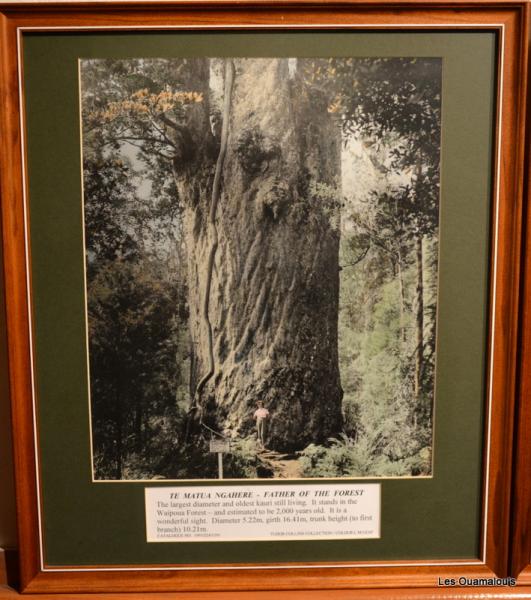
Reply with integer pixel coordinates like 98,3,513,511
209,439,231,454
209,438,230,479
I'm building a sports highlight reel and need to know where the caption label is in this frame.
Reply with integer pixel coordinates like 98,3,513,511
145,483,380,542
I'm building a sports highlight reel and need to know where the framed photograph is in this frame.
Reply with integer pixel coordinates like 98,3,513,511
0,1,529,596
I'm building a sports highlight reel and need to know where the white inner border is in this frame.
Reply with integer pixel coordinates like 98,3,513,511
16,21,504,573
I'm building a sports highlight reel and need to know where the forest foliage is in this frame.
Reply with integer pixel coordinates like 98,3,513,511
81,57,441,480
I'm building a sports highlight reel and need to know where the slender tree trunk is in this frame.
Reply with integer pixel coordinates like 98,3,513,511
175,59,343,452
115,388,123,479
414,233,424,401
397,248,406,342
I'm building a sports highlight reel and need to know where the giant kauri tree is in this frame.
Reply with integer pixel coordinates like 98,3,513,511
83,58,344,452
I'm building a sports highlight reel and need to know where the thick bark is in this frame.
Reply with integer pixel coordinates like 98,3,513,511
170,58,218,412
178,59,343,452
192,61,235,410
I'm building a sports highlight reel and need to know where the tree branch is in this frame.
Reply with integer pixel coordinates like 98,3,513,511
148,117,179,149
124,140,174,161
339,243,371,270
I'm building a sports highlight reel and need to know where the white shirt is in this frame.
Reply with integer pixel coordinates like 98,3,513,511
254,407,269,420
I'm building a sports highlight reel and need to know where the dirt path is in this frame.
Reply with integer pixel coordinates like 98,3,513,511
258,450,303,479
274,458,303,479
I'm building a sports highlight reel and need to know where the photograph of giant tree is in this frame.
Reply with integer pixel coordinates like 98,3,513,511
80,57,441,481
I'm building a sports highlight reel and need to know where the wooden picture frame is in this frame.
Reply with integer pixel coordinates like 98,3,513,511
512,87,531,587
0,1,529,597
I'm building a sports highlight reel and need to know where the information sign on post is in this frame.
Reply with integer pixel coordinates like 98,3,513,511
209,438,231,479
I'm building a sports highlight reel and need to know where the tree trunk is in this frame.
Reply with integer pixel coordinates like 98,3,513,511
397,248,406,342
414,233,424,401
176,59,343,452
115,387,123,479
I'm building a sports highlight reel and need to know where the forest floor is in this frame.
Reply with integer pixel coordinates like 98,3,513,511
258,450,303,479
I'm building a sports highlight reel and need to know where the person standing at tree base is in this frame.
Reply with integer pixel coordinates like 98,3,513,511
254,401,270,449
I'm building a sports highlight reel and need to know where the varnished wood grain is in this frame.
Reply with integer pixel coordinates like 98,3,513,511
0,7,42,594
4,583,531,600
0,1,529,595
3,582,531,600
482,0,529,581
517,567,531,586
511,4,531,581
